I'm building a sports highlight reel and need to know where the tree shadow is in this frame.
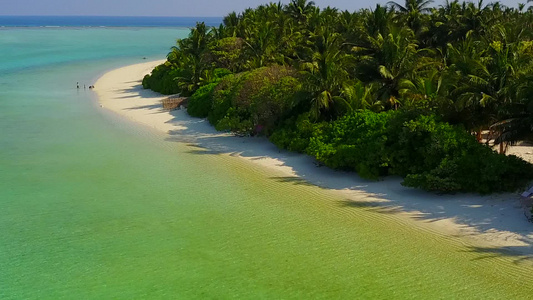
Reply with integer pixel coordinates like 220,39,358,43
270,176,315,187
113,85,166,99
338,199,404,214
162,110,533,258
115,81,533,259
124,103,162,111
463,246,533,265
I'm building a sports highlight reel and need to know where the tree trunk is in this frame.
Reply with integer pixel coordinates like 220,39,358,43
476,131,482,142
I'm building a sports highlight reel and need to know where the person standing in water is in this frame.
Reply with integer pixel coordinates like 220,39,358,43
76,82,79,89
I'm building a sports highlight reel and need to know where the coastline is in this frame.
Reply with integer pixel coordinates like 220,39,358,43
95,60,533,257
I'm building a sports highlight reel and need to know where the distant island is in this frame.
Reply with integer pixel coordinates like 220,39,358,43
142,0,533,194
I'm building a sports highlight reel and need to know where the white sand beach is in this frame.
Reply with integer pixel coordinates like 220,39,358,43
95,60,533,257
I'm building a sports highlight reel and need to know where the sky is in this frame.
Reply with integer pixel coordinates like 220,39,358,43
1,0,527,17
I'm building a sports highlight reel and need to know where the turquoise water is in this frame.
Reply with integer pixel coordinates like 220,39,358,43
0,16,222,27
0,27,187,73
1,27,533,298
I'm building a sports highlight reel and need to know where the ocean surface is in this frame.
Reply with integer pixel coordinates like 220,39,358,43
0,16,223,27
0,21,532,298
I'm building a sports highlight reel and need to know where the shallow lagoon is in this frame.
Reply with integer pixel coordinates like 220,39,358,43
0,27,532,298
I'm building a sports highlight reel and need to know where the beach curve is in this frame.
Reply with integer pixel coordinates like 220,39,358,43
95,59,533,258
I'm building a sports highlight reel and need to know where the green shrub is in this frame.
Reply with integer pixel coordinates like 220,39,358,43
207,66,302,134
208,37,245,72
142,63,181,95
386,114,533,193
306,111,394,179
212,68,232,80
403,150,533,194
215,107,254,134
271,110,533,193
386,114,474,176
402,159,464,193
270,113,317,152
208,75,239,126
187,83,217,118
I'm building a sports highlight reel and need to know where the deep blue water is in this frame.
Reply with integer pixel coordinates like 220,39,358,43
0,16,222,27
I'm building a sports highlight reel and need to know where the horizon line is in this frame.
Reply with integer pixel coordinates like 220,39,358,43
0,15,224,18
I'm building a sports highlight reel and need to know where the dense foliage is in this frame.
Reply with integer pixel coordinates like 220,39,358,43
142,63,181,95
271,111,533,193
143,0,533,193
208,65,303,134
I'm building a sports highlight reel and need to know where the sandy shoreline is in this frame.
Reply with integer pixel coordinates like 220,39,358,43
95,60,533,257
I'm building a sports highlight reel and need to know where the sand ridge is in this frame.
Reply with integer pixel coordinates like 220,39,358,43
95,60,533,257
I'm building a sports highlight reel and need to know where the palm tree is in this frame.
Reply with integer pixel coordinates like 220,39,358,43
223,12,239,37
388,0,434,33
342,81,382,112
490,114,533,154
363,4,393,37
242,21,277,69
398,69,452,110
388,0,434,13
460,0,493,39
171,22,214,95
353,24,421,110
301,29,349,119
286,0,316,25
444,24,533,150
422,0,462,49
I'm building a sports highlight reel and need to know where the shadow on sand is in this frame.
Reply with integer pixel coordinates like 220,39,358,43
123,82,533,260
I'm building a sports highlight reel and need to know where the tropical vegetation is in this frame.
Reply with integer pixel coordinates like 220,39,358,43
143,0,533,193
